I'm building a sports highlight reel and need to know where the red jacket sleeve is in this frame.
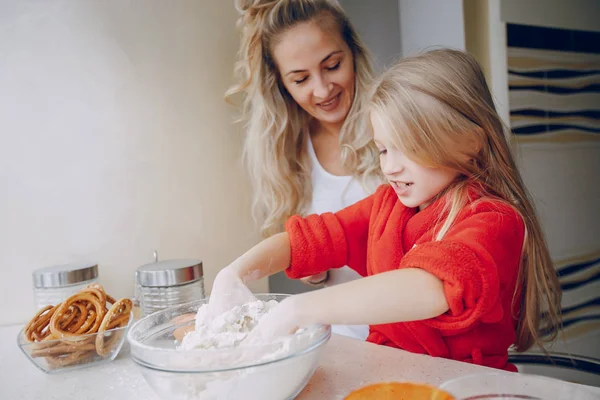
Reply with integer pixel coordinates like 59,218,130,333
284,185,388,279
399,201,525,333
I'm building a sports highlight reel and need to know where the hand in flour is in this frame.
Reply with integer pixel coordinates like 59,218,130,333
207,266,257,321
244,297,304,344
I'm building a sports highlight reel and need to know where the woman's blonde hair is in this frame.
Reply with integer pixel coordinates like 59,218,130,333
368,49,561,352
227,0,381,237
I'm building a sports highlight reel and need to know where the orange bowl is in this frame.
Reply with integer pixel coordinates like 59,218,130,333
345,382,455,400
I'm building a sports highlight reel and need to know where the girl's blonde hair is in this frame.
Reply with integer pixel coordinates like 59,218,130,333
227,0,382,237
368,49,561,352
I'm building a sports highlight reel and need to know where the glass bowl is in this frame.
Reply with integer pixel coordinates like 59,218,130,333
17,312,133,373
127,294,331,400
439,371,599,400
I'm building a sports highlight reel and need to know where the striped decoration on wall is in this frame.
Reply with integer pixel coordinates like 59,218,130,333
507,24,600,352
542,253,600,340
507,24,600,145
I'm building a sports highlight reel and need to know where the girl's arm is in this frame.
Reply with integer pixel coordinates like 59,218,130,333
293,267,449,326
227,232,291,282
246,267,449,341
228,185,382,282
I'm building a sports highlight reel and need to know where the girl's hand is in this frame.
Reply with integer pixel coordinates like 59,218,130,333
172,266,256,342
207,266,256,320
244,296,306,344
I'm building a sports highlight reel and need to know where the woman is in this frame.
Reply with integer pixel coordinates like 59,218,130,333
226,0,383,339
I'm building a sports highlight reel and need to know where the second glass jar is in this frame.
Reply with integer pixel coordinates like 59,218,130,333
135,259,205,316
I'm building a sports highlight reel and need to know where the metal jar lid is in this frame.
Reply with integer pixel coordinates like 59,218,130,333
33,263,99,288
136,259,203,288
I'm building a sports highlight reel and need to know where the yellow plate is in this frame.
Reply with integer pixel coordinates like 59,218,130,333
345,382,455,400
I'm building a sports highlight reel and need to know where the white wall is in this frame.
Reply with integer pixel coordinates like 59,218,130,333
398,0,466,57
0,0,267,325
340,0,402,72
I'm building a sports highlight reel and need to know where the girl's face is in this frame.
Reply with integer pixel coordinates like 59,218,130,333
272,21,355,131
371,112,459,210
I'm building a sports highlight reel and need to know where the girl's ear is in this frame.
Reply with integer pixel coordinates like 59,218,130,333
469,126,485,152
464,127,484,159
459,127,484,168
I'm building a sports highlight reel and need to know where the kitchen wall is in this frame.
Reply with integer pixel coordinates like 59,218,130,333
339,0,401,73
506,22,600,350
0,0,267,325
466,0,600,384
398,0,465,57
502,17,600,380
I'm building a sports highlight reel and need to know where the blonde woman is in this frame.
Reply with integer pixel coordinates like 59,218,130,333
212,49,562,371
226,0,383,339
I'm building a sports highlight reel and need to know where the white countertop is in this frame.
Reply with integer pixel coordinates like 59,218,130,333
2,323,598,399
1,324,157,400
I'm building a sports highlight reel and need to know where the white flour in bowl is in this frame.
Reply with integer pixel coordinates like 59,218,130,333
142,298,327,400
179,299,279,351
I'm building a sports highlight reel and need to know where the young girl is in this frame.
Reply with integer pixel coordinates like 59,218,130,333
210,49,562,371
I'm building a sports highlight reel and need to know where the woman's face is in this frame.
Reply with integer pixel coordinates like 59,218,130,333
272,21,355,130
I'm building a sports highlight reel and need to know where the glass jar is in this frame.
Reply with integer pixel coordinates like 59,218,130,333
32,263,99,309
135,259,204,316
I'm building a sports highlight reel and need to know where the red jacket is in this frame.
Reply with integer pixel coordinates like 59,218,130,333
285,184,524,371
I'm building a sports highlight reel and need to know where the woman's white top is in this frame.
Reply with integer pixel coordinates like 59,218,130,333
306,137,372,341
306,137,369,217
